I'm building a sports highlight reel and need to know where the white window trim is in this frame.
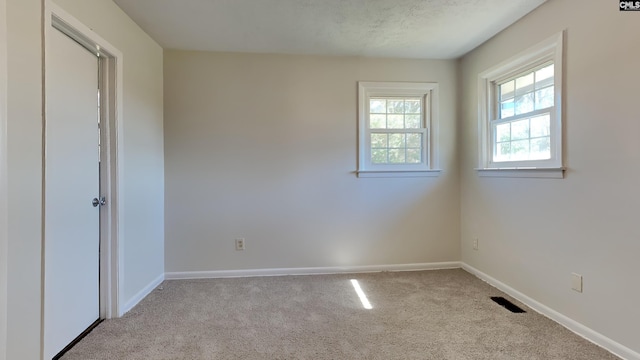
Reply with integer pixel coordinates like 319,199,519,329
357,81,440,178
477,31,565,178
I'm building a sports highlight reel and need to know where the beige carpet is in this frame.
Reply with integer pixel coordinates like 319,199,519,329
61,269,619,360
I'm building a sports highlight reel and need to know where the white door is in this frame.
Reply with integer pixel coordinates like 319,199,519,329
44,27,101,360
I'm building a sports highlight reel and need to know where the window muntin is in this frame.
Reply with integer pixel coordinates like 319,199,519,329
498,63,554,119
492,63,554,163
369,97,422,129
369,97,426,165
494,113,551,162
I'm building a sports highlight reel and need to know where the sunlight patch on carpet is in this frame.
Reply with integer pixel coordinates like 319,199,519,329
350,279,373,310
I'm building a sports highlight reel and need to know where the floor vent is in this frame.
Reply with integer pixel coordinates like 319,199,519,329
491,296,526,313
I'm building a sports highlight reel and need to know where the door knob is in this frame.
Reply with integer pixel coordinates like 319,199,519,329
92,197,106,207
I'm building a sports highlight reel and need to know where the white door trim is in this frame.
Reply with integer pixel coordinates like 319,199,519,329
0,0,8,359
43,0,125,331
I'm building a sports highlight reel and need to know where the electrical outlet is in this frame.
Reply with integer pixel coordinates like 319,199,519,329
235,238,245,251
473,238,479,250
571,273,583,293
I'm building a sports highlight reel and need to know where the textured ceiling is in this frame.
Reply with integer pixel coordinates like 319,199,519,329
113,0,546,59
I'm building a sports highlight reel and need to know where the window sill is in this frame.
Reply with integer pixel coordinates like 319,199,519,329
476,167,565,179
357,169,442,178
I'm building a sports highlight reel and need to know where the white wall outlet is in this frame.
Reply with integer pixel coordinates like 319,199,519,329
473,238,479,250
235,238,245,251
571,273,583,293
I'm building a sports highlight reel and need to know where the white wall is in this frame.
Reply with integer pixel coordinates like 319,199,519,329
460,0,640,355
5,0,43,357
0,0,7,358
51,0,165,306
164,51,460,273
4,0,164,358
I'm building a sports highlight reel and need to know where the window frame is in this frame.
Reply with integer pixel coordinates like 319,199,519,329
357,81,440,178
477,31,564,178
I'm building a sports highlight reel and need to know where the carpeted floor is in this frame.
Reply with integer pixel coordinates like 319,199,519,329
61,269,620,359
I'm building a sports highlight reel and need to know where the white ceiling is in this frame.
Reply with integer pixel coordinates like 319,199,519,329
113,0,546,59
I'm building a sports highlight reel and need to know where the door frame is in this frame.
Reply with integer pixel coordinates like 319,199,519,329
42,0,124,330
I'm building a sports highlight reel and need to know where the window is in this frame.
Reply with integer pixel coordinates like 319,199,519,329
358,82,440,177
478,32,564,178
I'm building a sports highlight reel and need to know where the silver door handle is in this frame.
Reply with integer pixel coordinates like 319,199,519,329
92,197,106,207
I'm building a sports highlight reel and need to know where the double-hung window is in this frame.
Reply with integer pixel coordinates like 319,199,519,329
478,32,564,178
358,82,439,177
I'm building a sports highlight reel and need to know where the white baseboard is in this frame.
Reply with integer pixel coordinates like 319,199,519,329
461,263,640,360
121,273,165,315
165,261,461,280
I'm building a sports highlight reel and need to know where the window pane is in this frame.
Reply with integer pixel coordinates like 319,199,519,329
405,115,421,128
370,131,423,165
511,139,530,160
371,133,387,148
511,119,529,140
370,99,386,113
493,114,552,163
369,97,424,130
515,73,534,96
496,123,511,142
514,93,534,115
370,114,386,129
535,64,554,89
405,100,421,113
371,149,387,164
500,80,515,101
530,137,551,160
496,142,510,161
500,64,555,119
387,100,404,114
530,114,550,137
388,133,405,148
500,99,514,118
406,148,421,163
366,95,428,166
388,149,405,163
387,114,404,129
534,86,554,110
406,133,422,148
